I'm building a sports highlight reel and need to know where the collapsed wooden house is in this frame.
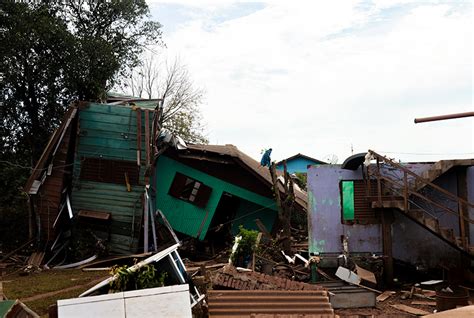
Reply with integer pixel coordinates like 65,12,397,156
24,101,307,258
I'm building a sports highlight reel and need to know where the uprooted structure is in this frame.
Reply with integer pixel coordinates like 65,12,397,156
23,101,307,259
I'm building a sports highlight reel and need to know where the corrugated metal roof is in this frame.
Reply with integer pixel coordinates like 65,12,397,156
207,290,335,318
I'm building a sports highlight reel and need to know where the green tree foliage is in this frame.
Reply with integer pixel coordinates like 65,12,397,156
293,172,307,191
0,1,162,249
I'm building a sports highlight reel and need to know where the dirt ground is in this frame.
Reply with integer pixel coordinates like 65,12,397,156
335,288,474,317
2,267,473,318
1,269,110,317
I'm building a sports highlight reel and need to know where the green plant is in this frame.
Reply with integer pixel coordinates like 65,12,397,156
230,226,259,266
109,264,168,292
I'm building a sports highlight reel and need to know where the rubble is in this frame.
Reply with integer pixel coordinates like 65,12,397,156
211,265,323,291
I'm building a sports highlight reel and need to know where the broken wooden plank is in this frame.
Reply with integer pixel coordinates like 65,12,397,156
336,266,381,294
411,300,436,306
186,263,227,273
78,210,111,221
27,252,45,266
254,219,272,239
376,290,395,302
355,264,376,285
391,304,430,316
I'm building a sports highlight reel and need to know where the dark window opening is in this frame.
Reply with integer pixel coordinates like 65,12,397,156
80,157,139,185
168,172,212,208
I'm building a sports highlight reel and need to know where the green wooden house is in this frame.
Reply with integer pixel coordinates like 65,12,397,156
25,101,307,256
154,144,307,243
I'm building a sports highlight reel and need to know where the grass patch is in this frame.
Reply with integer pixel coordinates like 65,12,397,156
3,269,110,316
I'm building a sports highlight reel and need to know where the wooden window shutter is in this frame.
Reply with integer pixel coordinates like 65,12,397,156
193,183,212,208
168,173,188,198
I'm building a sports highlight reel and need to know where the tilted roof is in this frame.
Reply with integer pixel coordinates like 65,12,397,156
276,153,327,166
183,144,308,211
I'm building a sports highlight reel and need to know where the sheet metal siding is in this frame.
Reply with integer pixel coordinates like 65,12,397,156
71,103,150,253
207,290,334,317
155,155,277,240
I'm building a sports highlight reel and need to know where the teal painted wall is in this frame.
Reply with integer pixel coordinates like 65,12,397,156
71,103,152,254
155,155,277,240
231,198,277,235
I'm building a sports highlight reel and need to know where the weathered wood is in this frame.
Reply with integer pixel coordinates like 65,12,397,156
376,290,395,302
411,300,436,306
381,209,394,286
0,239,35,263
254,219,272,239
391,304,430,316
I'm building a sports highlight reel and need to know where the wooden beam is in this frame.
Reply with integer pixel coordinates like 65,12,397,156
382,209,394,286
136,108,142,166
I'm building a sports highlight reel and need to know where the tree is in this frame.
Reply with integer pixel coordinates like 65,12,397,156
0,0,162,164
123,55,208,144
0,1,162,250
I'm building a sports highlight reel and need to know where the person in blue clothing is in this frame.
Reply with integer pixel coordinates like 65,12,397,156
260,148,272,167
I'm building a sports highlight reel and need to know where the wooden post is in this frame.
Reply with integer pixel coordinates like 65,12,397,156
403,171,408,212
136,108,142,166
144,109,150,168
376,158,382,207
457,168,469,248
381,209,394,286
269,162,292,253
143,194,149,253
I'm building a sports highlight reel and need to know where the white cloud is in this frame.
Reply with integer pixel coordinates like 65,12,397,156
148,1,473,163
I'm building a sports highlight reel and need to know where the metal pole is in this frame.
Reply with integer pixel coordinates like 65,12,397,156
414,111,474,123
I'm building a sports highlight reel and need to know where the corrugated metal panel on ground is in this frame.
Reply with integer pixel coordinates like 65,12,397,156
207,290,335,318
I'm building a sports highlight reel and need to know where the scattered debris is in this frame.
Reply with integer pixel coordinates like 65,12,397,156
390,304,431,316
376,290,395,302
212,265,323,291
421,280,444,286
79,243,204,308
0,299,39,318
335,266,381,294
411,300,436,306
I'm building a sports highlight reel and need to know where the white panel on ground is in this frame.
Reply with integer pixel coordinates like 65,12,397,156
57,285,191,318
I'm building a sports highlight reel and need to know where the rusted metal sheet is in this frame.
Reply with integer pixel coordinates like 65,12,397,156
207,290,335,318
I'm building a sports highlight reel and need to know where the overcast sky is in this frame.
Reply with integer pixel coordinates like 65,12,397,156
146,0,473,164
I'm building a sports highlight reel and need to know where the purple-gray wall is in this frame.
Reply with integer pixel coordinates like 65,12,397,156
307,162,465,268
307,166,382,256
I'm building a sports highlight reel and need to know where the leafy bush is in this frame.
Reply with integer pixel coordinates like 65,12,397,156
230,226,259,266
109,264,168,292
